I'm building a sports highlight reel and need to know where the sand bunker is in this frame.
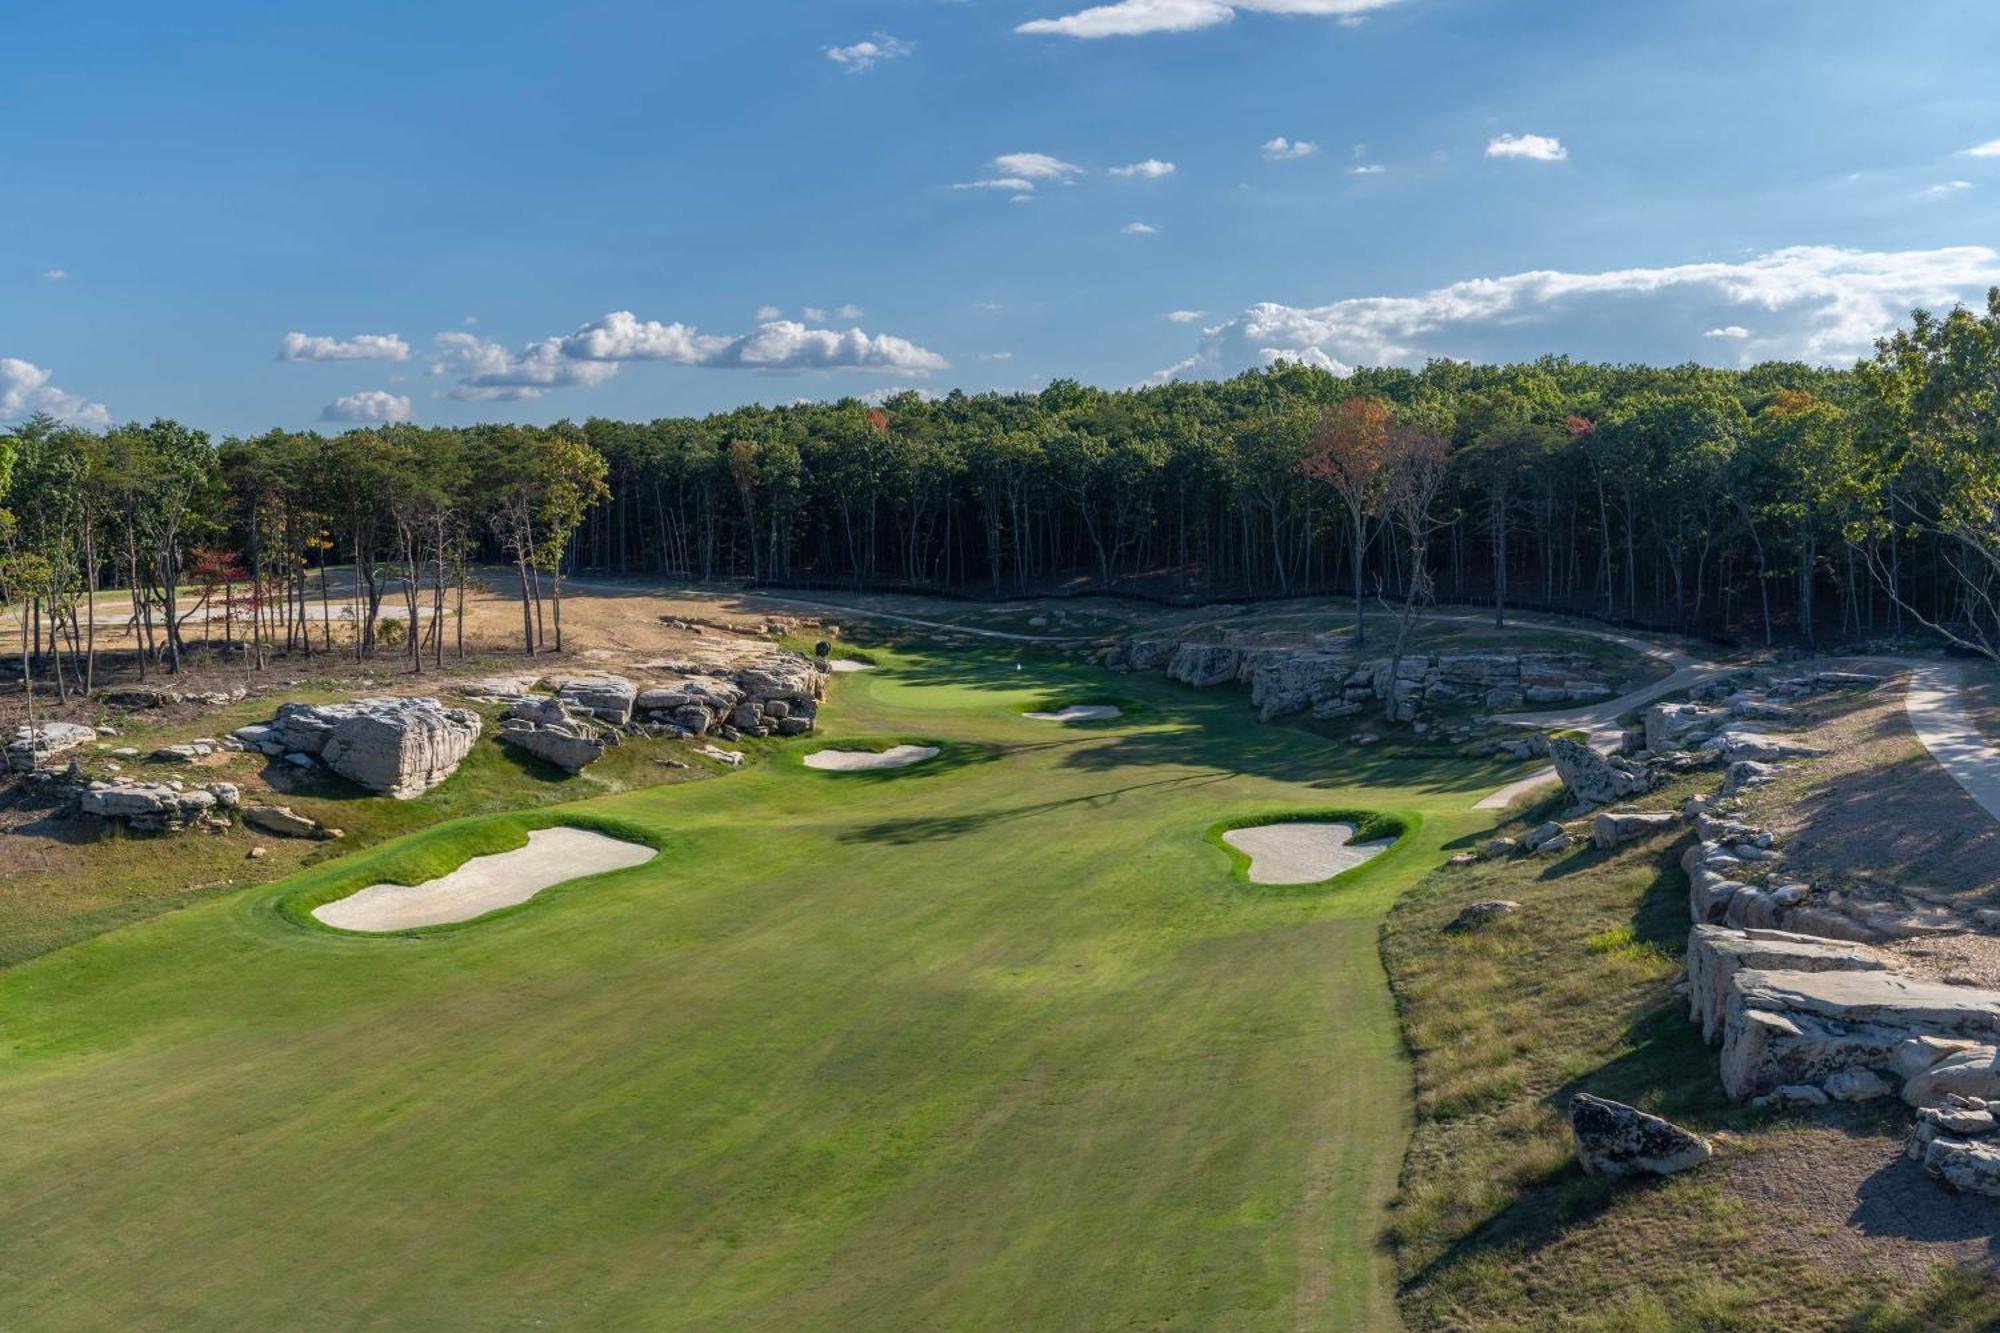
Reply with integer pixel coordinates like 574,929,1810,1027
312,827,656,931
803,744,939,772
1024,704,1122,722
828,659,875,673
1222,822,1393,885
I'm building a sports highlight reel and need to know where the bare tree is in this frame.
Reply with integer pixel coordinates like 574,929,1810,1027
1377,424,1450,724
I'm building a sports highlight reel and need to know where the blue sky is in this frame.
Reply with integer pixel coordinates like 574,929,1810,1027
5,0,1999,434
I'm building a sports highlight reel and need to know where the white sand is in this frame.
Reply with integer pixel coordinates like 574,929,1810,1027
1023,705,1122,722
803,744,939,771
312,827,656,931
1222,822,1393,885
828,659,875,673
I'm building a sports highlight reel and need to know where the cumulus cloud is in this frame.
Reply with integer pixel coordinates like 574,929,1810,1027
548,311,948,378
1017,0,1403,39
756,304,783,320
322,390,413,424
280,331,412,362
0,358,111,429
1922,180,1973,197
1110,158,1176,178
1165,309,1206,322
1122,221,1160,234
1961,139,2000,158
42,268,67,282
836,303,864,319
1262,136,1318,160
1152,245,2000,382
825,33,913,71
1486,133,1567,162
1704,325,1751,339
432,332,624,401
1349,164,1385,176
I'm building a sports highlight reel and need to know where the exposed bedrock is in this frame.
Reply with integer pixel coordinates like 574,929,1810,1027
244,697,482,799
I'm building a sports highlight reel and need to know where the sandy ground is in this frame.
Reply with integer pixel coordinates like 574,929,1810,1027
802,745,939,772
313,827,656,931
827,660,875,673
1023,705,1122,722
1222,822,1392,885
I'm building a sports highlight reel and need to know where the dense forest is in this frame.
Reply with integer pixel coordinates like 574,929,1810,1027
3,292,1999,691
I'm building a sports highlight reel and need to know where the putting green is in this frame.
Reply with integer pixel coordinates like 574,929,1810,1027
0,644,1499,1330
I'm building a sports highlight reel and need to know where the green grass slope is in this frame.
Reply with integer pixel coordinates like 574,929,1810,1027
0,643,1503,1331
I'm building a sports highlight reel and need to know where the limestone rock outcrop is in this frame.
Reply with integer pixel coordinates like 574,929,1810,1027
76,779,241,834
1550,737,1658,805
241,697,481,798
498,697,609,774
7,721,96,772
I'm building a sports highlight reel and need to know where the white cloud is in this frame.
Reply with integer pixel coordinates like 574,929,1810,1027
1110,158,1176,178
980,351,1015,361
554,311,947,375
0,358,110,429
756,304,783,320
1922,180,1973,197
42,268,67,282
1262,136,1318,160
952,177,1038,196
803,306,829,322
836,303,864,319
1960,139,2000,158
1153,245,2000,381
859,385,939,406
1704,325,1751,339
993,152,1084,181
1018,0,1403,39
280,331,412,362
322,389,413,424
1165,309,1206,322
825,34,913,72
1486,133,1567,162
1122,221,1160,234
432,332,624,401
1349,164,1385,176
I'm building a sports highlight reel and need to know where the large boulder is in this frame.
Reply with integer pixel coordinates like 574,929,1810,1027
1248,652,1349,721
6,721,97,772
1568,1093,1712,1177
733,654,823,704
1550,737,1657,805
1686,925,1890,1043
1593,809,1681,849
1165,644,1242,688
1717,728,1826,763
1720,968,2000,1101
262,697,480,798
243,804,329,839
497,697,606,774
1644,703,1717,751
76,780,232,833
553,674,640,724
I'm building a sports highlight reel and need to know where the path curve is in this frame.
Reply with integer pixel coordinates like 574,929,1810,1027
1903,661,2000,824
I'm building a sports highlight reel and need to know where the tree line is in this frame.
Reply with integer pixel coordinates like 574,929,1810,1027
4,291,2000,693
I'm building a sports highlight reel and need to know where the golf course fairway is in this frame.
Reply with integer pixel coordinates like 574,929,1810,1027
0,645,1500,1330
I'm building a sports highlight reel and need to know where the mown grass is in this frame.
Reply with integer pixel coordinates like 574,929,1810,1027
1380,781,2000,1331
0,638,1505,1330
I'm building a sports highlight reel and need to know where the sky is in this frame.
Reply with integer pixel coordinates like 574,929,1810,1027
5,0,2000,435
